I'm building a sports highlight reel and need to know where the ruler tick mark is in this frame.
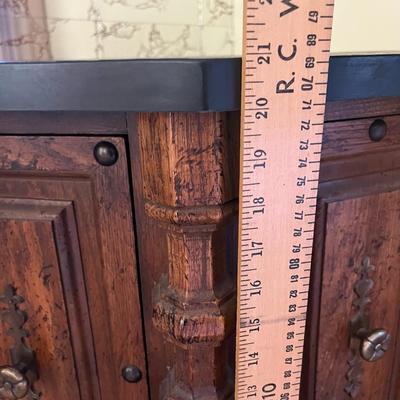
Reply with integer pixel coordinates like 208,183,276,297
237,1,335,397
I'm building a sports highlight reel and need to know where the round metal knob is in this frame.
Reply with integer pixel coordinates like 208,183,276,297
122,365,142,383
368,119,387,142
0,366,29,399
360,329,391,362
93,141,119,166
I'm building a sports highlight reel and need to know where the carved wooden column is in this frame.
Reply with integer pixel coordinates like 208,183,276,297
136,112,239,399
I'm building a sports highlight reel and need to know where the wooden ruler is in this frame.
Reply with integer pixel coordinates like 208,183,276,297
236,1,335,399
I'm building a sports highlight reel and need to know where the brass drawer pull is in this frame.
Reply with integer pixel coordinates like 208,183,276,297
345,257,391,397
358,328,391,362
349,257,391,363
0,286,39,400
0,367,30,399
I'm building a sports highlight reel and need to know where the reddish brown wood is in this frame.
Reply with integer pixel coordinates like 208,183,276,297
0,199,98,399
325,97,400,121
129,112,240,399
315,189,400,399
320,115,400,182
0,136,148,399
302,97,400,400
0,96,399,400
0,112,127,134
322,115,400,160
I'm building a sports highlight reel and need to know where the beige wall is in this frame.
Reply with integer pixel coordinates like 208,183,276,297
331,0,400,54
1,0,399,61
233,0,400,55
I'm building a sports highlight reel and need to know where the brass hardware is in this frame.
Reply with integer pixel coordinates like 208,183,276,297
359,329,391,362
345,257,391,397
0,367,29,399
94,141,119,166
0,286,40,399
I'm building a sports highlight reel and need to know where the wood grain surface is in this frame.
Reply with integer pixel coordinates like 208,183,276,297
0,136,148,399
129,111,239,399
0,97,399,399
316,191,400,399
302,98,400,400
0,199,97,399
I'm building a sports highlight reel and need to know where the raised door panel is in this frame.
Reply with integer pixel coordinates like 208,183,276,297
301,110,400,400
315,187,400,399
0,199,98,399
0,137,148,399
304,109,400,400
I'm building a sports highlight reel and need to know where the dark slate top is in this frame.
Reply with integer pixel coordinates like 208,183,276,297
0,55,399,112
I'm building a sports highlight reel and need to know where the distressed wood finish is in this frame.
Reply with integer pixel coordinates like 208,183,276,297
130,112,240,399
324,96,400,121
0,112,127,134
0,96,400,399
0,199,98,399
315,190,400,399
0,136,148,399
302,99,400,400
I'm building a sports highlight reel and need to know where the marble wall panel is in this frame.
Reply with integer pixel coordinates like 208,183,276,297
1,1,400,61
0,0,51,61
201,0,233,26
0,0,240,60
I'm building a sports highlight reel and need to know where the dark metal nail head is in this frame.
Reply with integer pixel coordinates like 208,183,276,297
122,365,142,383
369,119,387,142
94,141,119,166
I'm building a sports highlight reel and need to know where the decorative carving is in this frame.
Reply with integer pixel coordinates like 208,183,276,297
0,285,40,399
138,112,239,399
144,201,237,226
345,256,375,398
152,225,236,347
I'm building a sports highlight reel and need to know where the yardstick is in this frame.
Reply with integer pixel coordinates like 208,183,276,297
236,1,335,399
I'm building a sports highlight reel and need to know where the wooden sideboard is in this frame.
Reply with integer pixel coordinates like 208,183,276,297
0,57,399,400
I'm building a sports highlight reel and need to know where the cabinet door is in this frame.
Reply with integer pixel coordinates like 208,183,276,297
305,113,400,400
0,137,148,399
315,183,400,399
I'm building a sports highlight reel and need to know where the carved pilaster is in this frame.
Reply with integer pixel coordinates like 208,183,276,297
137,112,239,399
